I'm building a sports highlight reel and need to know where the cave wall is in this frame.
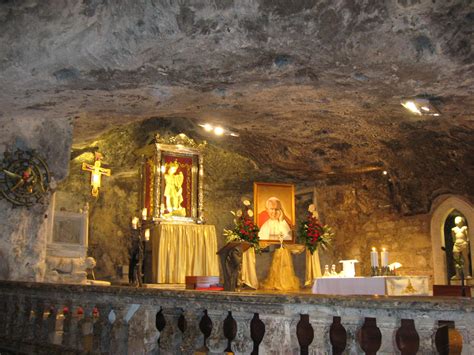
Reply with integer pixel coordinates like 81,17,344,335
56,118,269,280
54,117,468,284
314,175,433,279
0,116,72,281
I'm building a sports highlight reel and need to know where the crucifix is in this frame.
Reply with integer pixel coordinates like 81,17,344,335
82,152,111,197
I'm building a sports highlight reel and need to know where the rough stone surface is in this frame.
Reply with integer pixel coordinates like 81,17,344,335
55,117,272,279
0,0,472,216
314,177,434,278
0,117,73,281
0,1,473,283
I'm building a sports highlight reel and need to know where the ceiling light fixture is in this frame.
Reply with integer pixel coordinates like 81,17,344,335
214,126,224,136
401,98,441,117
198,123,239,137
202,123,213,132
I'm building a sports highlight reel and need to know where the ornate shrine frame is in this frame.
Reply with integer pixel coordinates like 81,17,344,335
147,134,205,223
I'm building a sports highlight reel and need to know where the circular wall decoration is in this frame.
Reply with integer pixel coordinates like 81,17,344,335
0,149,51,206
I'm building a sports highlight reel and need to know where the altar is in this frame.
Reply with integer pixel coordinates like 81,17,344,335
312,276,430,296
151,223,219,284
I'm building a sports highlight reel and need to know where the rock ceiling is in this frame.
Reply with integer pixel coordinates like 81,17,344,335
0,1,473,206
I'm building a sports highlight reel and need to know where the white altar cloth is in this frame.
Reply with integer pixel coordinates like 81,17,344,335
312,276,429,296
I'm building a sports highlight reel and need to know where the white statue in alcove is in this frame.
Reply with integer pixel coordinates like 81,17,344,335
451,216,471,279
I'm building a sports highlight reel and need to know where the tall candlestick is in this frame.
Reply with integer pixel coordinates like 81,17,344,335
142,208,147,220
370,247,379,268
381,248,389,267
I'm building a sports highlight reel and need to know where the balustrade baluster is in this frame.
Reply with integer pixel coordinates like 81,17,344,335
45,303,58,345
78,304,95,352
109,306,129,355
435,320,463,355
296,314,314,355
61,302,75,350
9,295,24,341
395,319,419,355
358,317,382,355
93,303,112,353
159,307,183,352
32,299,45,344
4,294,16,339
179,309,201,353
250,313,265,355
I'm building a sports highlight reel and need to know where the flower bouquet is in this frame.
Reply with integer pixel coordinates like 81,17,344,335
223,200,260,250
297,204,334,254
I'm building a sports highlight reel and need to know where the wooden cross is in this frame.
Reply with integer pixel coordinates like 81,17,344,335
82,152,111,197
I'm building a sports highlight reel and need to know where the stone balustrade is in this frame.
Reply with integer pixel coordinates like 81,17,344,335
0,281,473,354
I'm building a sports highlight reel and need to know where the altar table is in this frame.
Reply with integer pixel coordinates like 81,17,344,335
312,276,430,296
151,223,220,284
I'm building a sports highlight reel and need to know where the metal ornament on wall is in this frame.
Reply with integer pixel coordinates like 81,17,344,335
0,149,51,206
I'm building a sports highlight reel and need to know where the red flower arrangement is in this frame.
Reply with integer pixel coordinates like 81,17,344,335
223,200,260,249
298,204,334,254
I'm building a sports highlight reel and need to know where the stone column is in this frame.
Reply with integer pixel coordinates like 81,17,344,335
179,308,202,354
231,311,253,354
259,314,294,354
207,309,227,353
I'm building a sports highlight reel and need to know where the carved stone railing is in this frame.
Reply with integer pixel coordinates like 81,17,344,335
0,281,472,354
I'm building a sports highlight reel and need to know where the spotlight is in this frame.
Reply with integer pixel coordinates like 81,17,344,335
401,98,440,116
214,126,224,136
198,123,239,137
382,170,388,175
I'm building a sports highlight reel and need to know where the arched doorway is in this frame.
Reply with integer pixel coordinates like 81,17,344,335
430,195,474,285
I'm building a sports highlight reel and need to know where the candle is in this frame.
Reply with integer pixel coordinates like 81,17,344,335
142,208,147,220
370,247,379,268
131,217,139,229
144,229,150,241
381,248,389,267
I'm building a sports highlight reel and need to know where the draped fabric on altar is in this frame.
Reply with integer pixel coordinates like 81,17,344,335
151,223,219,283
305,249,322,286
261,247,301,291
241,248,259,289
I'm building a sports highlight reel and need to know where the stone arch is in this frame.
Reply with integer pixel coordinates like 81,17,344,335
430,195,474,285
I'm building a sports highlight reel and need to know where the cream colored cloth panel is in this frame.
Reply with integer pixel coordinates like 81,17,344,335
241,247,259,289
152,223,219,283
261,247,301,291
240,243,321,289
305,250,322,286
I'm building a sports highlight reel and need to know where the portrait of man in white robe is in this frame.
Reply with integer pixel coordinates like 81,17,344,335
258,197,292,241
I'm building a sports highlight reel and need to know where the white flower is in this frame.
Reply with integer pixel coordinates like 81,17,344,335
308,204,316,212
243,200,251,206
236,209,243,217
247,209,254,217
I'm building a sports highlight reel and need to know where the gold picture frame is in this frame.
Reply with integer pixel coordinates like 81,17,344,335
254,182,295,243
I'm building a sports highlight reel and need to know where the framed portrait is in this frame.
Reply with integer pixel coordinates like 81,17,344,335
141,134,205,223
254,182,295,243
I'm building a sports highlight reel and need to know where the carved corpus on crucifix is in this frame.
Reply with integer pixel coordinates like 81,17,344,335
82,152,111,197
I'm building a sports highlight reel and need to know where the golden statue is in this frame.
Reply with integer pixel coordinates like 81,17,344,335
163,160,185,216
